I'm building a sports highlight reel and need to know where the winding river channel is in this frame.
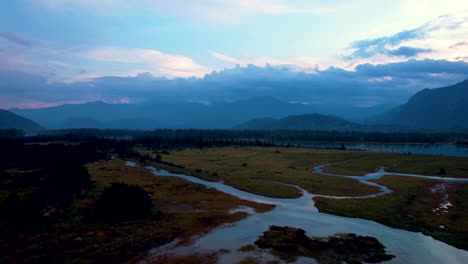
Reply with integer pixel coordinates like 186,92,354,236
128,161,468,263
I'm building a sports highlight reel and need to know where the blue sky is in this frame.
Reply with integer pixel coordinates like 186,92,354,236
0,0,467,108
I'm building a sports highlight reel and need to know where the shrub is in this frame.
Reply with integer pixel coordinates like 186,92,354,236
92,183,153,222
154,154,162,162
0,193,43,227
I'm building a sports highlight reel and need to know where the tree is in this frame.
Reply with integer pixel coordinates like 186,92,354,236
155,154,162,162
439,168,446,175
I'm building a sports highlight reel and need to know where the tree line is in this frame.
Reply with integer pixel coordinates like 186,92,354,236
3,128,468,144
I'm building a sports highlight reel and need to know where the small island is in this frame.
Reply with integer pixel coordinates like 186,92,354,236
255,225,395,263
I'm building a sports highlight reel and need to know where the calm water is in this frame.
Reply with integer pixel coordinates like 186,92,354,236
133,161,468,264
285,142,468,157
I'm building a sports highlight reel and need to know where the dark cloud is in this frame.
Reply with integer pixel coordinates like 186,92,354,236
0,31,35,47
450,41,468,49
385,28,424,46
347,27,427,59
1,59,467,110
386,46,432,57
346,13,467,59
355,59,468,76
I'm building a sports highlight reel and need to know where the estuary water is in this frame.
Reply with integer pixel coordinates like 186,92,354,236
128,161,468,264
286,141,468,157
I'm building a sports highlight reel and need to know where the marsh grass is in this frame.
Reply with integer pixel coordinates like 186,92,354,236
324,152,468,177
140,146,468,250
315,176,468,250
143,147,384,198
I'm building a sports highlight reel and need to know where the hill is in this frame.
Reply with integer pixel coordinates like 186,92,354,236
369,80,468,132
236,114,363,131
11,97,317,129
0,109,43,132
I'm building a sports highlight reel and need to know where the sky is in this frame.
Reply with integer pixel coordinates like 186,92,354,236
0,0,467,109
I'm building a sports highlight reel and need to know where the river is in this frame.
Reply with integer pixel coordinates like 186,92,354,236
284,142,468,157
128,161,468,263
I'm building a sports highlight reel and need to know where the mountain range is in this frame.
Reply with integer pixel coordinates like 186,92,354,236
236,114,363,131
11,97,391,130
369,79,468,132
6,79,468,133
0,109,43,132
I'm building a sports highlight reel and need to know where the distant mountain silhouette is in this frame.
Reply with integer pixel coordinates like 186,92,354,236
61,117,108,129
11,97,318,129
369,80,468,132
10,96,395,130
237,114,363,131
0,109,43,132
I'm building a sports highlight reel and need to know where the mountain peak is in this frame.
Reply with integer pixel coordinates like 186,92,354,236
0,109,43,132
237,113,361,131
86,100,106,105
370,79,468,132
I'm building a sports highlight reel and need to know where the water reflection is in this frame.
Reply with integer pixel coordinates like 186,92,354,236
287,142,468,157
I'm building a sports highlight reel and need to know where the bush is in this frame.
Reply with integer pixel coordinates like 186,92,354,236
0,193,43,227
154,154,162,162
92,183,153,222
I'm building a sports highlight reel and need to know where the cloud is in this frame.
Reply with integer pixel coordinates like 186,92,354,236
450,41,468,48
2,59,467,111
211,52,340,73
355,59,468,76
0,32,35,47
345,11,468,61
0,35,212,80
347,28,428,59
30,0,350,23
83,47,211,78
386,46,432,57
212,52,241,65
